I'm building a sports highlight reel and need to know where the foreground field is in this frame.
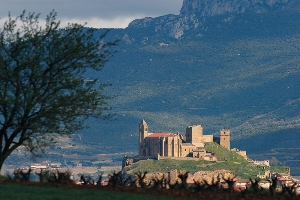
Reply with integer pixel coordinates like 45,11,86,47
0,183,175,200
0,182,299,200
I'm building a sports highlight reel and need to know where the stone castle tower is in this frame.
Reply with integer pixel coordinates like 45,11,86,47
220,128,230,150
186,125,203,147
139,119,148,155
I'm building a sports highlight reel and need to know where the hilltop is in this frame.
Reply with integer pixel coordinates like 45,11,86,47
126,142,287,179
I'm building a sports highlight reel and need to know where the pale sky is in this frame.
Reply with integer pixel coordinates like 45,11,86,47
0,0,183,28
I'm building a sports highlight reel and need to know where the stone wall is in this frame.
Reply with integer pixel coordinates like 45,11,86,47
139,169,236,187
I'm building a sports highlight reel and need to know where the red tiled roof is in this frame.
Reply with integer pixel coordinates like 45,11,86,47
277,177,289,181
146,132,177,138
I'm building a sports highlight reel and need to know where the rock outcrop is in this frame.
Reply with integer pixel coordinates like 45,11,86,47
180,0,300,17
126,0,300,40
137,170,235,188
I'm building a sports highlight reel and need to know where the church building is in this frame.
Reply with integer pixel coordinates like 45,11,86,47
138,119,230,158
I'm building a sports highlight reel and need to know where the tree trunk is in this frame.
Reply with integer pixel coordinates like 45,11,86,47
0,134,3,171
0,159,4,172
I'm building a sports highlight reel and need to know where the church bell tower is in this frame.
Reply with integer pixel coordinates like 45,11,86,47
139,119,148,155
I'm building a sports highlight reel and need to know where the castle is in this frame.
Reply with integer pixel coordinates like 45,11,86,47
138,119,230,158
123,120,275,173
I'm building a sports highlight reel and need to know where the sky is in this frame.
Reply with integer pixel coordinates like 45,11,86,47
0,0,183,29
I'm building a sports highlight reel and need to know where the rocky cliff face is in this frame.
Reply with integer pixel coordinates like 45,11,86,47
126,0,300,40
180,0,300,17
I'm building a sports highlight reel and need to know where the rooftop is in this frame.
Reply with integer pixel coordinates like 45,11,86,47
146,132,178,138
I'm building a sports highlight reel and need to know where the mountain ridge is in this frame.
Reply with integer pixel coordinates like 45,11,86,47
127,0,300,39
180,0,300,16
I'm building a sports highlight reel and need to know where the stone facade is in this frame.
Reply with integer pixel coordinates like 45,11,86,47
138,120,219,158
122,120,234,168
220,128,230,150
231,148,247,159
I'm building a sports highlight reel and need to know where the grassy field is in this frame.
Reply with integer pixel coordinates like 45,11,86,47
0,170,298,200
1,182,299,200
0,183,178,200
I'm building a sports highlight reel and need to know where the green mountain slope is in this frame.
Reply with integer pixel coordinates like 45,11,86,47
90,21,300,139
76,9,300,174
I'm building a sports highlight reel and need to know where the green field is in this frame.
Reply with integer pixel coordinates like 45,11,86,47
0,183,177,200
1,181,299,200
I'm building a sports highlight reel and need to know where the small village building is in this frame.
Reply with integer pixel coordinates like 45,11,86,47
234,179,251,190
258,180,271,189
30,164,48,169
253,160,270,167
192,149,206,159
257,170,271,179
